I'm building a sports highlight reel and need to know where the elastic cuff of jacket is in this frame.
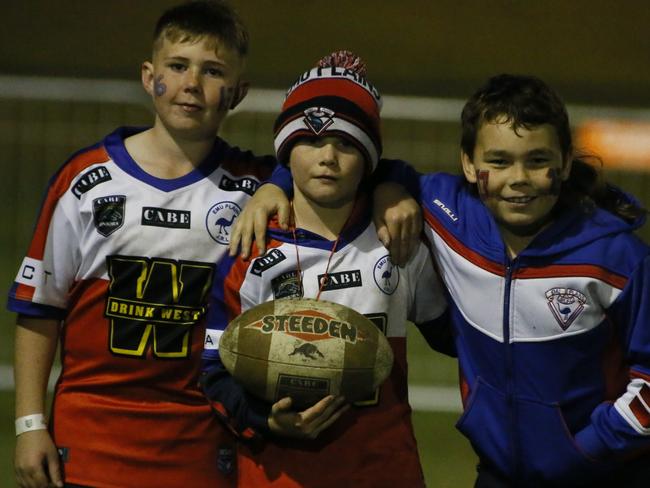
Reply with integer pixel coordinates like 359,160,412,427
244,393,272,434
574,424,609,461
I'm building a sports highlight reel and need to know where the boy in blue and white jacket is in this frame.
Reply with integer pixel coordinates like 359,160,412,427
246,74,650,486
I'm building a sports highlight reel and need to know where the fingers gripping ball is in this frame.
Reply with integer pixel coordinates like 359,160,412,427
219,299,394,408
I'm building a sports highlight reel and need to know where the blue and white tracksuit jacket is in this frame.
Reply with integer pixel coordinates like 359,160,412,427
417,171,650,485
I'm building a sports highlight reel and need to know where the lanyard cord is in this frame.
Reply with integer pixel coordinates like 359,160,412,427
290,199,354,301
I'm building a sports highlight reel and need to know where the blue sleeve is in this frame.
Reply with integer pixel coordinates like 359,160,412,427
268,164,293,196
574,254,650,460
373,158,423,201
414,309,457,358
201,255,272,441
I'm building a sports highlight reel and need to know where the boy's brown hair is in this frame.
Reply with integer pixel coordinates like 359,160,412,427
153,0,249,56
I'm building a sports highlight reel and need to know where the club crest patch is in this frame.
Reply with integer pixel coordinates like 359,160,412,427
93,195,125,237
545,287,587,330
272,270,303,299
303,107,335,135
373,255,399,295
206,201,241,244
217,446,235,475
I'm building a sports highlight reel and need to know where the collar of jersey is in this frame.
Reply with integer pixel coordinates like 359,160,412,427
104,126,225,192
267,195,371,251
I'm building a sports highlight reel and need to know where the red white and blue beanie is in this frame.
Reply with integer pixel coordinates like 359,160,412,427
273,50,383,172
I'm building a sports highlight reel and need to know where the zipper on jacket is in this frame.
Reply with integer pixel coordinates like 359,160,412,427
503,260,521,480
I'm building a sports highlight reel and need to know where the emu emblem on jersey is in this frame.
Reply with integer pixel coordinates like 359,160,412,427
206,201,241,244
545,287,587,330
373,255,399,295
93,195,125,237
303,107,335,135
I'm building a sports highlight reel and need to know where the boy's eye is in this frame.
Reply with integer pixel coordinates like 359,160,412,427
485,158,508,166
205,67,224,77
529,157,550,165
169,63,186,72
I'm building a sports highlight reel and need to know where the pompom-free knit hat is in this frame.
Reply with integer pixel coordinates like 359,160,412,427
273,50,382,172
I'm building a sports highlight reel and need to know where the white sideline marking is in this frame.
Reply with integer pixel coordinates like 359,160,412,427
0,364,462,412
2,75,650,124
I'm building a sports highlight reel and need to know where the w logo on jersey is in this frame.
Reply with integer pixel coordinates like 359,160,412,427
303,107,335,135
545,287,587,330
105,255,214,358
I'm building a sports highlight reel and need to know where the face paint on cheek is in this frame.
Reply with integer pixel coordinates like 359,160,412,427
545,168,562,195
217,86,236,111
154,75,166,97
476,170,490,199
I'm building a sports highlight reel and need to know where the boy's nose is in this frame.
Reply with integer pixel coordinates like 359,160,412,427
182,69,201,91
510,163,530,183
319,143,338,164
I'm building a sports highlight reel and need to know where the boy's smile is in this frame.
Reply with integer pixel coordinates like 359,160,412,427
462,120,571,237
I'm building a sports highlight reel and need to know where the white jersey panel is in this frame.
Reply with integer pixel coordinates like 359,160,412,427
239,224,445,338
24,160,261,310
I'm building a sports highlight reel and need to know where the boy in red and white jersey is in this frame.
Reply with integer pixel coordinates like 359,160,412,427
202,51,449,488
7,2,276,487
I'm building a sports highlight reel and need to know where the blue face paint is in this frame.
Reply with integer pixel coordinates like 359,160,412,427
218,86,236,111
154,75,166,97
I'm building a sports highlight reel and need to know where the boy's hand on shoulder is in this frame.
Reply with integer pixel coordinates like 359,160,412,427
15,430,63,488
267,395,349,440
229,184,290,259
373,182,422,266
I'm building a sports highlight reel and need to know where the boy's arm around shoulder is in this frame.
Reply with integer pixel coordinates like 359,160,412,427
407,242,455,357
229,163,292,259
372,159,425,267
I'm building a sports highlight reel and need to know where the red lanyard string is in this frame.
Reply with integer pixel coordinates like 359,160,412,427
290,200,353,301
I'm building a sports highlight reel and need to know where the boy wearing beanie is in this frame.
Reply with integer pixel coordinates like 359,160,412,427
201,51,448,487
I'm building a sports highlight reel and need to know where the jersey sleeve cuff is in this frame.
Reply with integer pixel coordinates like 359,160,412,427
6,296,66,320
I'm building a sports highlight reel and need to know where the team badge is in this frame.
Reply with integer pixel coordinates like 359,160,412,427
545,287,587,330
272,271,303,299
93,195,125,237
303,107,335,135
206,201,241,244
217,446,235,475
373,255,399,295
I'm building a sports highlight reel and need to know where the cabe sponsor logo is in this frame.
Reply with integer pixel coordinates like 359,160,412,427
318,270,362,291
72,166,112,198
141,207,191,229
219,175,259,196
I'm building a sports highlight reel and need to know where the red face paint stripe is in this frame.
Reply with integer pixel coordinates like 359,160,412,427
629,396,650,428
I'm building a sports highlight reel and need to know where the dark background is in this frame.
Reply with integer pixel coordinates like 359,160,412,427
1,1,649,485
3,0,650,106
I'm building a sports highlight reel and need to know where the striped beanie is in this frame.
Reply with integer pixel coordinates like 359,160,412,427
273,50,382,172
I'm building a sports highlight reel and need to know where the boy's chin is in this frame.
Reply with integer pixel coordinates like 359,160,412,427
497,215,552,237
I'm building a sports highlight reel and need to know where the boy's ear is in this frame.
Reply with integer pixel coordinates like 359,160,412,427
461,151,477,183
141,61,155,96
229,81,250,109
